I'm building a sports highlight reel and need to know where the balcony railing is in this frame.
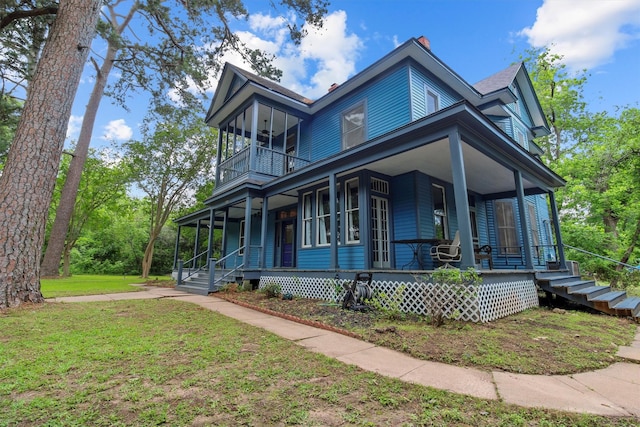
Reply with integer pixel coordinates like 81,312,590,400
218,146,310,186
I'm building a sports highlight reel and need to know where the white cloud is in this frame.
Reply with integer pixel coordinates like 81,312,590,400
66,115,83,140
102,119,133,141
520,0,640,71
192,10,362,101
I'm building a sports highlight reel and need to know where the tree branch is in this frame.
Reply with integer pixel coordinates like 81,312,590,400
0,6,58,31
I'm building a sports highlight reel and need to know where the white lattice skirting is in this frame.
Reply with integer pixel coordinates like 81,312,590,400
259,276,538,322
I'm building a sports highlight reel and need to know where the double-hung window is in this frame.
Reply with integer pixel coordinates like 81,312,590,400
495,200,518,254
342,102,365,149
316,188,331,246
345,179,360,243
302,193,312,247
425,85,440,115
432,184,448,240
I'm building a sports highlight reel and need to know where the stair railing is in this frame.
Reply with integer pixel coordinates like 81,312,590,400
208,246,245,292
564,244,638,270
176,250,209,286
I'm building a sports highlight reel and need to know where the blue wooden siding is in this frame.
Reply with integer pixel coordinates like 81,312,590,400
409,66,462,121
309,66,411,162
298,247,331,268
390,173,418,268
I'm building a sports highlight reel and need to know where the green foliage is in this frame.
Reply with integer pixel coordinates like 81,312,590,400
423,268,481,327
370,285,406,320
430,267,482,285
261,282,282,298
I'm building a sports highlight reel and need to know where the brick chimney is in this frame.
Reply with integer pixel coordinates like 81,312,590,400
328,83,339,92
417,36,431,50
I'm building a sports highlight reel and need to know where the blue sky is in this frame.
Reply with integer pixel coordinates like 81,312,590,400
67,0,640,147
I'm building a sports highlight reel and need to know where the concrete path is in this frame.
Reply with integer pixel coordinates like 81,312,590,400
49,287,640,418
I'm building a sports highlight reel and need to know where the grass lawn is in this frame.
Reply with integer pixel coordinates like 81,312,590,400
1,299,638,426
225,290,638,376
40,274,174,298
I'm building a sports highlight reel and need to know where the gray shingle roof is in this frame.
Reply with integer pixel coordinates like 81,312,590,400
473,63,522,95
228,63,314,105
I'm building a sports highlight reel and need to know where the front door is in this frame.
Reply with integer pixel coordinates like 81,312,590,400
276,219,296,267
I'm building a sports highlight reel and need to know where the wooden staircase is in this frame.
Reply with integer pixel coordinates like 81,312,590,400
535,271,640,321
175,269,237,295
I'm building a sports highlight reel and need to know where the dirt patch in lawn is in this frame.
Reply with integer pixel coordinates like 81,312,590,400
220,290,636,375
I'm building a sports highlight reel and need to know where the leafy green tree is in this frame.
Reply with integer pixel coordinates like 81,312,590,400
520,47,588,163
0,0,101,309
557,108,640,285
122,104,217,278
41,0,329,277
44,149,132,276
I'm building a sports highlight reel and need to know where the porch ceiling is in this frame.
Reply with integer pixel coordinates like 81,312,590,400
345,138,536,195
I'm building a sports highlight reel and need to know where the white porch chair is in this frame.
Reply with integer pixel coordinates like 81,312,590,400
430,230,461,267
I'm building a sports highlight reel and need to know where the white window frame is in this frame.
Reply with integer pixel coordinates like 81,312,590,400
425,85,440,115
495,200,518,255
341,101,366,150
345,179,360,244
527,202,540,257
432,184,448,240
316,187,331,246
301,192,312,248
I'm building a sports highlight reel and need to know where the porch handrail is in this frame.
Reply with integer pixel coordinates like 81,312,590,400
209,246,245,292
564,243,638,270
178,249,209,283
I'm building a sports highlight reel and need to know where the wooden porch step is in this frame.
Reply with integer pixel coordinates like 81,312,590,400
588,291,627,308
567,285,610,299
550,279,595,292
612,297,640,317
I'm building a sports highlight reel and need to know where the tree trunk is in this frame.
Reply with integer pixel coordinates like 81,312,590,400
141,238,157,279
0,0,101,309
40,43,117,277
40,3,139,277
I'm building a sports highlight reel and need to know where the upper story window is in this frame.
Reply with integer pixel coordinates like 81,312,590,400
425,86,440,115
342,101,366,149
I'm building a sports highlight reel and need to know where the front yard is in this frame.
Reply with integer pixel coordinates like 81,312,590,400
222,289,637,375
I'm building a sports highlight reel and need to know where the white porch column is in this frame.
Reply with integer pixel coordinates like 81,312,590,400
448,129,475,269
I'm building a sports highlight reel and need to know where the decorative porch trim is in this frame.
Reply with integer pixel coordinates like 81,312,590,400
258,276,538,322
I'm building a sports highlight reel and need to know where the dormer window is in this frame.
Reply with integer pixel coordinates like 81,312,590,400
425,86,440,115
342,101,366,149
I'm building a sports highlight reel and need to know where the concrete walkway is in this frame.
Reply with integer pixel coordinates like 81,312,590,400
49,287,640,418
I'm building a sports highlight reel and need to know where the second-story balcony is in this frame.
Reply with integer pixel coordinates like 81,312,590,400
218,145,311,187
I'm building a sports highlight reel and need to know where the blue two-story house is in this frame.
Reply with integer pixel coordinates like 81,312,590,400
173,36,572,322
